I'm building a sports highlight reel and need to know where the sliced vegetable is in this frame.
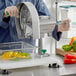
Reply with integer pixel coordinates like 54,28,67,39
1,51,31,60
62,44,72,52
2,51,14,60
19,52,30,56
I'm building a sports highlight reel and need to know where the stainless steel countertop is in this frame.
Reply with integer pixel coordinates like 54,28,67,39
0,55,76,76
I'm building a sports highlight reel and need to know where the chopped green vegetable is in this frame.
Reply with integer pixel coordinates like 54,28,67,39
10,56,32,61
19,52,30,56
10,58,24,61
62,44,72,52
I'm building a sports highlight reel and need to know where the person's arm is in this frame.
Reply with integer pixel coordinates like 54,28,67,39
52,19,70,41
36,0,50,16
0,9,10,28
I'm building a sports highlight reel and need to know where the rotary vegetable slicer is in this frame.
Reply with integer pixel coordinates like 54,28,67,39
0,2,61,73
15,2,56,55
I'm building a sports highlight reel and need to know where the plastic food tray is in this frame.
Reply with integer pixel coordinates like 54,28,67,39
0,42,60,70
0,41,35,53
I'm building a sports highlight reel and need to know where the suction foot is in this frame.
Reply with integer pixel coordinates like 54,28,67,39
48,64,51,68
0,69,11,75
52,63,60,68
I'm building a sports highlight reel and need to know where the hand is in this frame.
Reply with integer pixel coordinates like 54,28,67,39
58,19,70,32
4,6,19,18
68,0,76,1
